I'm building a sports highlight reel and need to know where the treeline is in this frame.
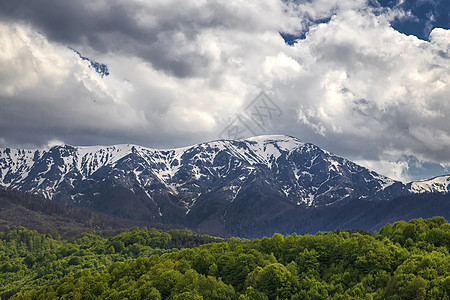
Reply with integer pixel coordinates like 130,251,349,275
0,225,224,299
4,217,450,299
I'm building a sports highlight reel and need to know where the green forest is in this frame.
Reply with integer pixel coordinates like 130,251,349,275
2,217,450,299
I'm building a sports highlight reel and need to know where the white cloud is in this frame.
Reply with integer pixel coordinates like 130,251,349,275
429,27,450,47
0,22,147,147
355,159,410,182
283,7,450,175
46,139,65,149
1,0,450,181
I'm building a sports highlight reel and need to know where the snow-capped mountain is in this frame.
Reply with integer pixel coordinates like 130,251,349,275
408,176,450,194
0,135,446,235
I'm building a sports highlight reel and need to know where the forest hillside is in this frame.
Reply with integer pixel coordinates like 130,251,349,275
2,217,450,299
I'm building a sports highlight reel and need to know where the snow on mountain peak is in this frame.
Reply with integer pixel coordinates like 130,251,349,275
409,175,450,194
2,135,447,216
2,136,450,238
241,135,303,146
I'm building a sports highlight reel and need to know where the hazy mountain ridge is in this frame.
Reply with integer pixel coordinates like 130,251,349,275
1,135,449,236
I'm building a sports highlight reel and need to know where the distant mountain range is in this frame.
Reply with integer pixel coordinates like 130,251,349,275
1,135,449,237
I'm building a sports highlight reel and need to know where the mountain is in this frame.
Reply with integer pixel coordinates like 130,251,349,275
0,135,448,237
408,175,450,194
0,188,187,237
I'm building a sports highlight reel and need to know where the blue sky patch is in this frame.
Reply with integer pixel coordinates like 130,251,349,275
71,49,109,77
377,0,449,40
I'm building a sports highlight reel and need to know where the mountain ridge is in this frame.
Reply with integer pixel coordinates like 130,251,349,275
0,135,402,203
1,135,449,236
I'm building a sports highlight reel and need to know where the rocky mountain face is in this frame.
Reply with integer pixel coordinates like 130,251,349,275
0,135,448,237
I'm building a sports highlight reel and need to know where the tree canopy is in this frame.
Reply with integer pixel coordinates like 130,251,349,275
2,217,450,299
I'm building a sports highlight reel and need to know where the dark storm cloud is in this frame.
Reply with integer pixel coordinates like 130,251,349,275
0,0,288,78
0,0,189,77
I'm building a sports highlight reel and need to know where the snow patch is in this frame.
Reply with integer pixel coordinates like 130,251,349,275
410,176,450,194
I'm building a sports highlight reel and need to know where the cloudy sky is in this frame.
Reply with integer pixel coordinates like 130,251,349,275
0,0,449,182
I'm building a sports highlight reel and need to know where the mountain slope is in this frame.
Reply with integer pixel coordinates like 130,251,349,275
0,135,447,236
408,175,450,194
0,188,187,237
